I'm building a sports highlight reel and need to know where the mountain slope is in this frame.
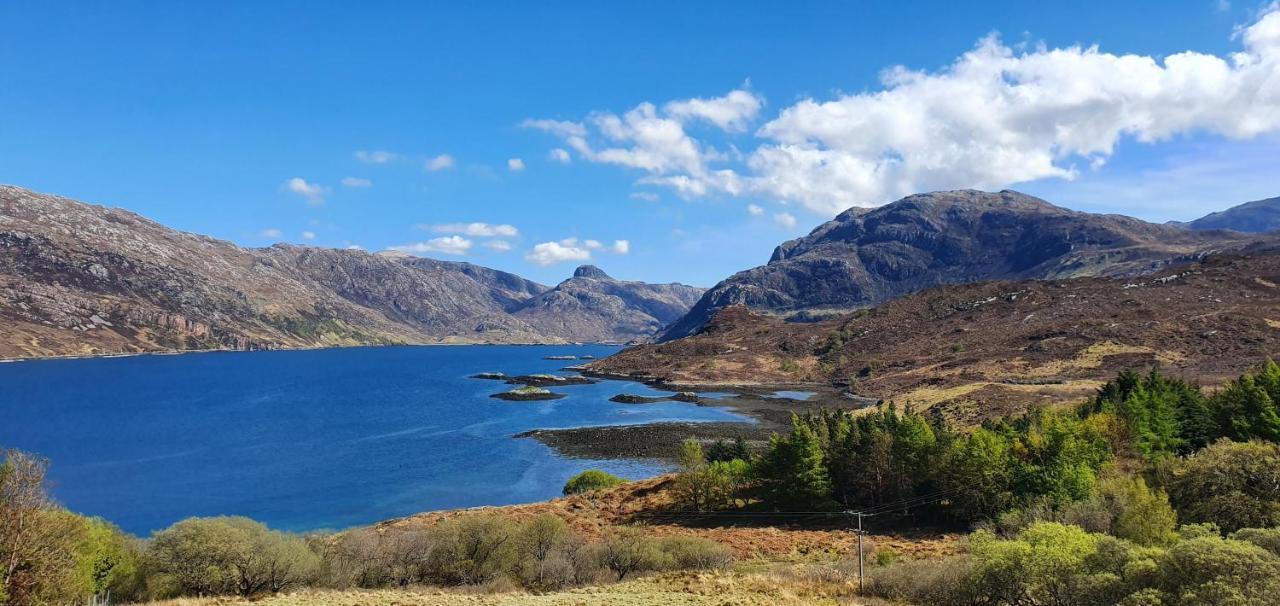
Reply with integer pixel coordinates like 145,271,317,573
0,185,692,357
591,248,1280,423
1182,196,1280,233
660,190,1265,340
511,265,705,343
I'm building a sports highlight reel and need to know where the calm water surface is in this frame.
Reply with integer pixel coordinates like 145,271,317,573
0,345,749,534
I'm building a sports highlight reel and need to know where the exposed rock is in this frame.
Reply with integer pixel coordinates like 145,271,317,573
0,185,704,357
659,190,1273,340
491,386,566,401
505,374,597,387
512,264,705,343
470,372,508,380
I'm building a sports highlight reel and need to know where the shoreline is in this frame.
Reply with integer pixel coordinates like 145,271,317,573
0,340,626,364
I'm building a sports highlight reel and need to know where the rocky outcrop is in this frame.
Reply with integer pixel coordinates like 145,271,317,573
659,190,1271,340
0,185,702,357
511,265,704,343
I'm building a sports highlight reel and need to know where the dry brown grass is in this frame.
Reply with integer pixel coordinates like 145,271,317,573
140,569,885,606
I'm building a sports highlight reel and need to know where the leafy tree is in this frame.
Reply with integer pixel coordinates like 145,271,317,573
592,528,667,581
941,427,1015,520
1212,373,1280,442
0,450,84,606
1166,440,1280,532
705,437,750,463
562,470,624,495
517,514,570,589
147,516,319,597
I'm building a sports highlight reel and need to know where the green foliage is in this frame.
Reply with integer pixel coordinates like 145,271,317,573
1166,440,1280,532
704,437,750,463
592,528,668,581
147,516,320,597
753,416,833,509
1214,361,1280,442
562,469,625,495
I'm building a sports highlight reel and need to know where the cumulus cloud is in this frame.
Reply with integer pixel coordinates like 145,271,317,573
301,231,317,240
354,150,398,164
484,239,513,252
526,10,1280,216
773,212,797,229
392,235,473,256
341,177,372,188
665,88,764,131
258,228,283,238
507,158,526,171
428,222,519,237
425,154,456,171
283,177,327,203
524,240,593,266
549,148,572,163
612,240,630,254
747,203,764,216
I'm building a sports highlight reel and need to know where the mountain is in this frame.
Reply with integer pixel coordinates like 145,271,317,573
1181,196,1280,233
511,265,705,343
590,247,1280,424
0,185,698,357
659,190,1267,340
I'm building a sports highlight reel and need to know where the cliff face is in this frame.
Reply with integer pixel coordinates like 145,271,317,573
511,265,705,343
0,186,696,357
659,190,1268,340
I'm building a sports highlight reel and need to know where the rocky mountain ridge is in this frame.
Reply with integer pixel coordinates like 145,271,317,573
659,190,1271,340
0,185,702,358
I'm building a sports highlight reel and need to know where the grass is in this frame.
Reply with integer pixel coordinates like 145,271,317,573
141,569,879,606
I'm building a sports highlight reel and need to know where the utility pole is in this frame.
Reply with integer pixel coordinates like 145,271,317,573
849,510,866,592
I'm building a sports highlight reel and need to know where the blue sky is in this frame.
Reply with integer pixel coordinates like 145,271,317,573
2,1,1278,286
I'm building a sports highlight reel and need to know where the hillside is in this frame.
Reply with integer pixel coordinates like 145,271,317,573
1182,195,1280,233
591,248,1280,423
0,186,700,357
659,190,1268,340
512,265,705,343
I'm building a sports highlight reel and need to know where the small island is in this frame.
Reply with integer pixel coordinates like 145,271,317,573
469,372,507,380
543,355,578,360
490,385,567,401
506,373,598,387
610,391,702,404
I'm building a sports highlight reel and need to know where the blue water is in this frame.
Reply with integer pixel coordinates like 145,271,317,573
0,345,749,535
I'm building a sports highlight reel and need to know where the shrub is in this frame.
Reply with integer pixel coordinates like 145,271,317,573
147,516,319,597
1156,536,1280,603
563,470,625,495
438,515,518,585
866,555,983,606
1231,527,1280,556
592,528,668,581
1166,440,1280,532
517,514,571,589
656,536,734,570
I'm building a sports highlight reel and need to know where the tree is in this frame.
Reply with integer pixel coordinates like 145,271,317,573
0,450,84,606
1213,374,1280,442
1166,440,1280,532
562,470,624,495
517,514,570,589
592,528,666,581
753,417,833,510
942,428,1015,520
147,516,319,597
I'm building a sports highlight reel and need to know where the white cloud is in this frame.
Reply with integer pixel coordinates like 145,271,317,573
773,212,797,229
507,158,526,171
664,88,764,132
484,239,513,252
341,177,372,188
522,119,588,139
584,239,603,249
425,154,456,172
526,9,1280,216
301,231,317,240
428,222,519,237
549,148,572,163
525,241,592,266
346,244,364,251
259,228,283,238
392,235,473,256
747,203,764,216
354,150,398,164
612,240,630,254
283,177,327,204
630,191,660,202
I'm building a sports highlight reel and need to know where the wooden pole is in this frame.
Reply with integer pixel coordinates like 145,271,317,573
856,512,865,592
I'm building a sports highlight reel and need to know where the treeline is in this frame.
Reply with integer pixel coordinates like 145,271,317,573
658,360,1280,605
675,361,1280,532
0,451,734,605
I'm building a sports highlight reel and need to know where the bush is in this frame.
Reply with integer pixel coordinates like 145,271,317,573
1156,536,1280,603
563,470,625,495
1230,527,1280,556
866,555,983,606
592,528,668,581
147,516,319,597
656,536,734,570
1166,440,1280,532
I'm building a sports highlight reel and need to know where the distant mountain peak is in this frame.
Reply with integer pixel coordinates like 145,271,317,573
573,265,612,280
